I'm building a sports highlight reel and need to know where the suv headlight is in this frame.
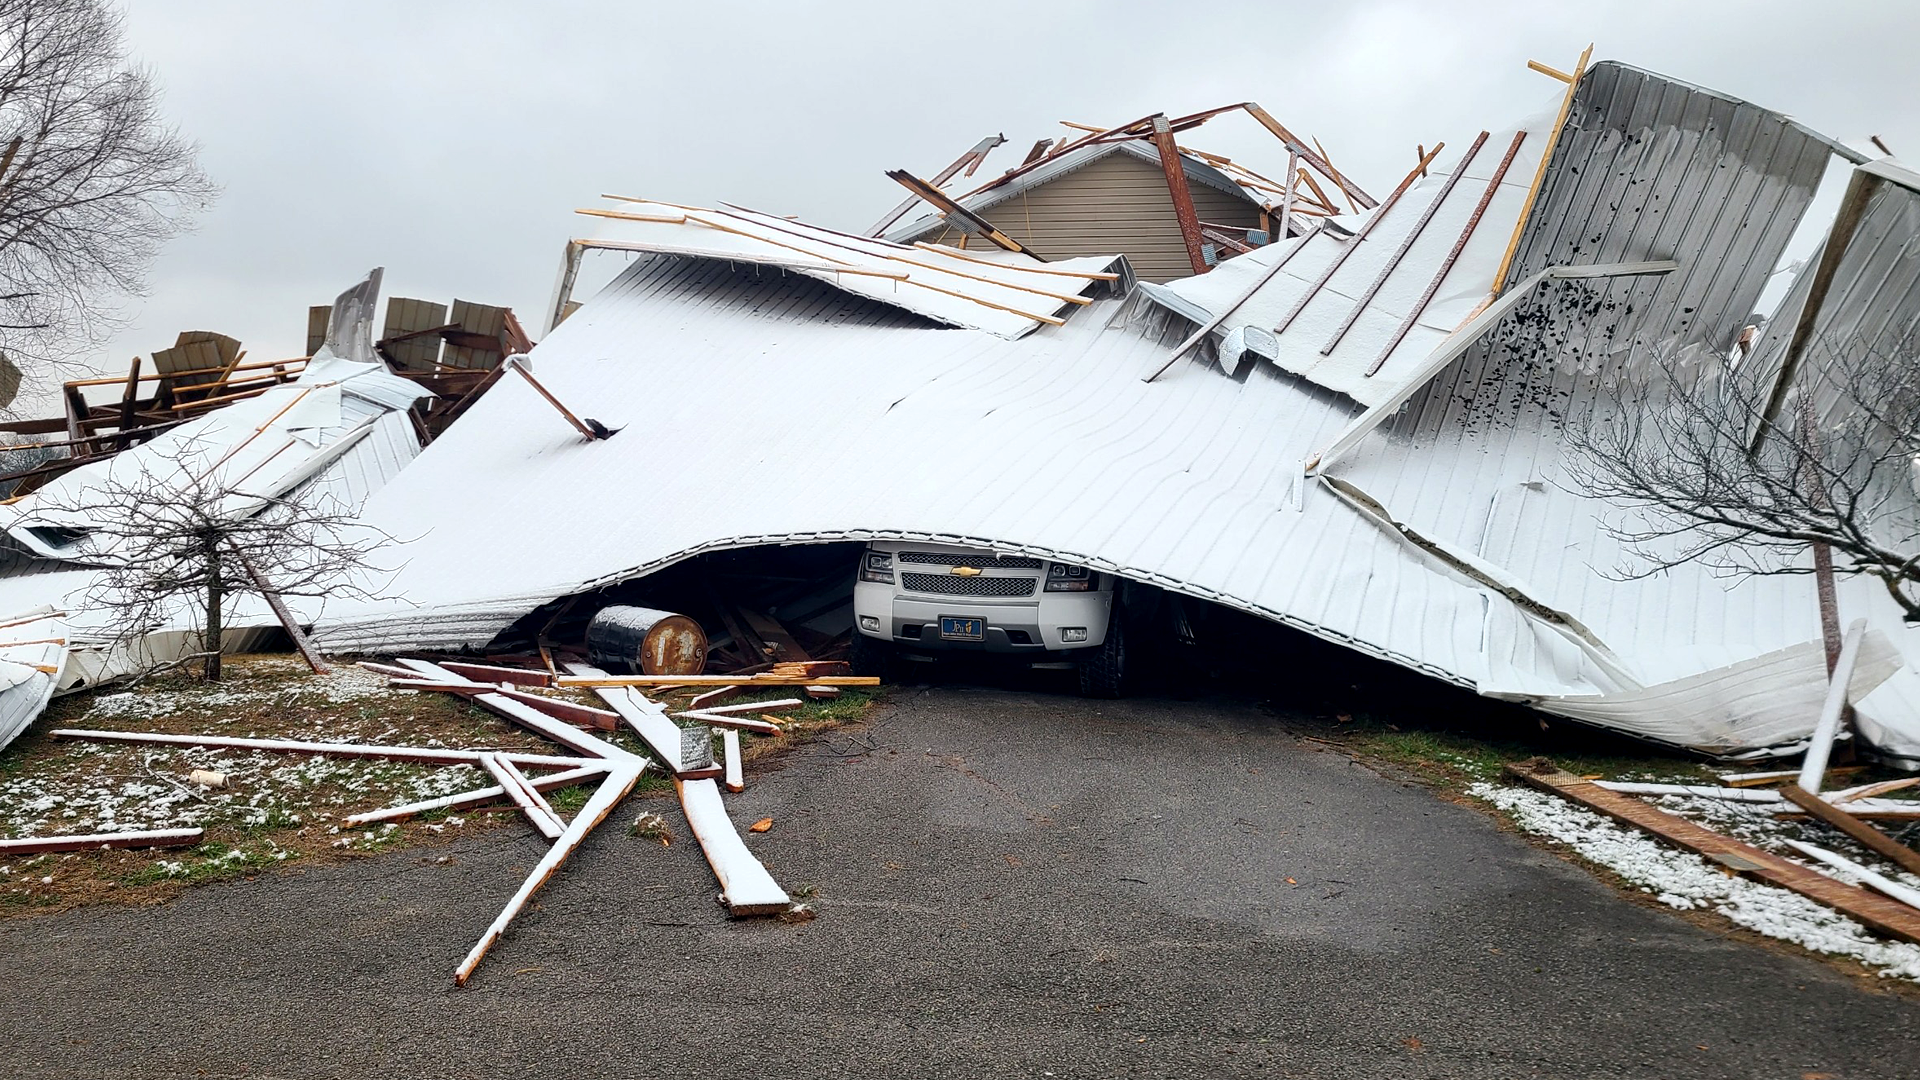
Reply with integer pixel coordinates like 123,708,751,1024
860,551,895,584
1044,563,1094,592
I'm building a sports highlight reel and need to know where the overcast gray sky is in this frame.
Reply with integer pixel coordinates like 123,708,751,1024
80,0,1919,387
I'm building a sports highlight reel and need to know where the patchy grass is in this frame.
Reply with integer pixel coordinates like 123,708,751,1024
0,657,884,918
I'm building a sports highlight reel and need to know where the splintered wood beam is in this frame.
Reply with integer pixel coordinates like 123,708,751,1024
676,775,790,915
1527,59,1574,83
910,243,1118,280
866,133,1006,236
1321,132,1488,357
1149,114,1212,276
1366,130,1527,377
1780,783,1920,878
455,762,645,986
1272,142,1445,337
884,170,1043,260
344,764,608,825
397,659,634,762
1506,763,1920,945
490,687,618,732
0,828,204,855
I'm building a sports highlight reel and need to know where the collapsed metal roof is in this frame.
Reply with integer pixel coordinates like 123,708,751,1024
304,59,1920,766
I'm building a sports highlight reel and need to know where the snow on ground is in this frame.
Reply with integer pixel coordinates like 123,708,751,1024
1471,782,1920,981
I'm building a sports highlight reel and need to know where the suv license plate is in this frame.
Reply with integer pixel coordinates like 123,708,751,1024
938,616,986,641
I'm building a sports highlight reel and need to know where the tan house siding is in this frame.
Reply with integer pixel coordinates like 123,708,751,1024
918,153,1265,283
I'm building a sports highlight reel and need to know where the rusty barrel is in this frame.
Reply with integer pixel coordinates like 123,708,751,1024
585,605,708,675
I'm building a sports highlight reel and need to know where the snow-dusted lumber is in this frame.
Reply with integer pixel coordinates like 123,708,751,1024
479,753,563,840
674,709,782,735
721,728,744,793
0,828,204,854
1829,777,1920,804
1779,782,1920,878
688,685,744,710
343,763,607,825
438,661,552,687
454,761,646,986
689,698,803,716
1784,839,1920,913
557,674,877,688
1799,619,1867,794
569,662,686,769
47,727,595,771
398,659,636,762
1591,782,1785,804
1506,761,1920,945
675,775,789,915
1721,766,1863,787
490,687,618,732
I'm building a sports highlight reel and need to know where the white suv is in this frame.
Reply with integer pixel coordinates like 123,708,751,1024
849,540,1125,696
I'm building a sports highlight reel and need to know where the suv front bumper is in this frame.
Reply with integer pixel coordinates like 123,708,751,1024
854,580,1111,653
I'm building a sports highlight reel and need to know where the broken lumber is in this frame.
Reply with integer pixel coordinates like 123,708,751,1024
688,685,744,710
1721,766,1865,788
489,687,618,732
48,727,594,771
1506,762,1920,946
478,753,564,840
675,775,789,915
1829,776,1920,804
439,661,552,687
1779,783,1920,878
1591,782,1784,804
344,763,607,825
674,710,782,735
1784,839,1920,913
454,761,646,986
556,674,877,688
0,828,204,855
721,729,744,793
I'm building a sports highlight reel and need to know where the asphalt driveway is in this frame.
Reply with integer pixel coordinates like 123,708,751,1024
1,686,1915,1079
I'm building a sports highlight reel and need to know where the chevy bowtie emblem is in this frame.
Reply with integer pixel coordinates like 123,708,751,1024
951,566,983,577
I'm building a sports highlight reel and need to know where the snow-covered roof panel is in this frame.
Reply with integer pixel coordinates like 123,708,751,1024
571,198,1125,338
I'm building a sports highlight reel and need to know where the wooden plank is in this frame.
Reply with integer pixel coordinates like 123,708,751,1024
230,548,328,674
491,687,618,732
48,727,594,770
506,358,600,440
557,674,878,688
0,828,204,855
1506,763,1920,945
1785,840,1920,912
478,753,564,840
344,764,607,825
1490,44,1592,292
689,685,745,711
1148,114,1210,276
675,710,782,735
454,762,645,985
443,299,508,370
570,662,687,769
438,661,552,687
721,728,744,793
1242,103,1378,209
738,609,809,663
883,170,1043,260
1831,777,1920,803
1721,766,1864,787
909,244,1118,280
1780,783,1920,877
675,776,790,915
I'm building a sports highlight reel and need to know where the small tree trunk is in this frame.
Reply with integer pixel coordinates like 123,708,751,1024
203,537,223,681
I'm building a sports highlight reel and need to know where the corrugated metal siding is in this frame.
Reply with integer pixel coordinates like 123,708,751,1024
918,153,1263,282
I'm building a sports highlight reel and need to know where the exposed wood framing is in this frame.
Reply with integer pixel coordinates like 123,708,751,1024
1780,783,1920,878
0,828,204,855
866,134,1006,237
1366,130,1527,377
1321,132,1489,356
1272,143,1446,336
1491,44,1593,293
883,170,1044,260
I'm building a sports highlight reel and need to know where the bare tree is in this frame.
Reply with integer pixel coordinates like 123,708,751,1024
1564,331,1920,621
0,0,215,380
19,439,389,680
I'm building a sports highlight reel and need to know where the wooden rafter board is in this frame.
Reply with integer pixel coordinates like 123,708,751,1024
1504,763,1920,946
